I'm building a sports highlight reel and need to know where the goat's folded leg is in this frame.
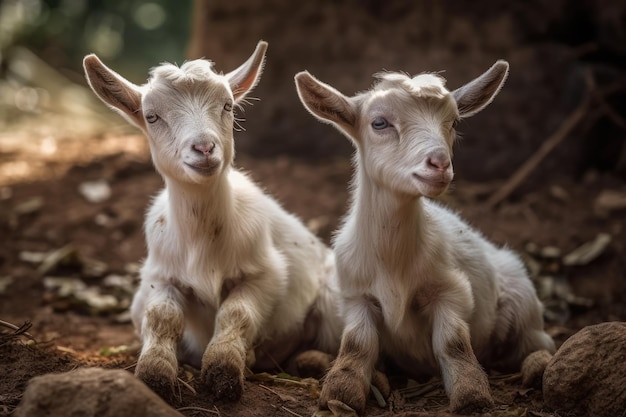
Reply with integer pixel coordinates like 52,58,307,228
319,296,381,416
521,349,553,388
294,350,334,379
133,285,184,402
432,300,494,414
201,263,283,401
201,325,248,401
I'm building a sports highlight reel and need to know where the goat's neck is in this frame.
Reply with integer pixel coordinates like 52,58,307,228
352,164,427,256
164,171,232,237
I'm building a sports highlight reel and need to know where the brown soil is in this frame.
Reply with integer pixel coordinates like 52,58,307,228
1,126,624,417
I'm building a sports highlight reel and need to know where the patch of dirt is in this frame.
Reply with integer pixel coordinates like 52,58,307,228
1,127,625,416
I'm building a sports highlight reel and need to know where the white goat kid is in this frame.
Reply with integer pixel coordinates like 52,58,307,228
83,41,341,401
295,62,555,415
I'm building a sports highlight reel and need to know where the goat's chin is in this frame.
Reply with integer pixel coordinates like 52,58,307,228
414,179,451,198
183,161,222,183
420,185,449,198
411,173,451,198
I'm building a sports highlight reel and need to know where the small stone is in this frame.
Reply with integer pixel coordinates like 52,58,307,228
543,322,626,416
524,242,540,255
549,185,569,201
18,251,47,264
0,186,12,200
540,246,561,259
78,180,111,203
594,189,626,214
14,367,183,417
0,275,14,293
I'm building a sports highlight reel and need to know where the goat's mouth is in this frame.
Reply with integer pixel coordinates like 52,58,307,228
184,161,220,176
412,173,451,188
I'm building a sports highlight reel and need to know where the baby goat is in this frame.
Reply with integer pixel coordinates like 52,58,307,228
83,42,341,401
295,62,555,415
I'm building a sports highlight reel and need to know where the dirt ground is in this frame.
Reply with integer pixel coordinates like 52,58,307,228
1,118,625,417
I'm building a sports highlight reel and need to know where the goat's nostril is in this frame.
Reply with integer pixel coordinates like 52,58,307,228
427,156,451,171
192,142,216,156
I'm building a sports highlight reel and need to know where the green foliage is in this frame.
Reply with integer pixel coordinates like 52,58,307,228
2,0,191,82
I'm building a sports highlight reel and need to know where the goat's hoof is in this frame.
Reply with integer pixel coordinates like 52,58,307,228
319,367,368,416
449,388,494,415
521,349,552,388
201,361,244,402
140,373,178,403
135,367,177,402
371,370,391,400
135,353,179,402
295,350,334,379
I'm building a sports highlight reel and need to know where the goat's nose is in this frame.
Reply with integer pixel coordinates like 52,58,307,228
192,142,216,156
426,151,451,171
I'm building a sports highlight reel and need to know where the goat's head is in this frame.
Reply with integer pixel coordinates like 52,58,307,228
83,41,267,185
295,61,508,198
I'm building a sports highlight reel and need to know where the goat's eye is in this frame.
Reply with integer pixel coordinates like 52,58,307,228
224,102,233,112
145,113,159,124
371,117,389,130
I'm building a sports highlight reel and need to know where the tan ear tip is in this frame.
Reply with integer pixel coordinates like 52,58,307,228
494,60,510,72
294,71,312,83
256,40,269,54
83,54,101,68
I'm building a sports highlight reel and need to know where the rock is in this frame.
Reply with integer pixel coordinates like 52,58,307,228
14,367,183,417
543,322,626,416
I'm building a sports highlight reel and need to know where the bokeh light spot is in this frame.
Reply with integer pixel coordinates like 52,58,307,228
134,3,166,31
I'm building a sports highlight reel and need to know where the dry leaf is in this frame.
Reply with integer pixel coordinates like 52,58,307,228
37,244,79,276
594,189,626,214
0,276,14,294
327,400,358,417
563,233,611,266
13,196,43,215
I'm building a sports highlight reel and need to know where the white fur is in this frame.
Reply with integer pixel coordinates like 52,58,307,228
296,62,555,413
83,43,341,398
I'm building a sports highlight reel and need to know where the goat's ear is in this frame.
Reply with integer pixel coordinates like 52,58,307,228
226,40,267,102
83,54,145,130
295,71,358,139
452,60,509,118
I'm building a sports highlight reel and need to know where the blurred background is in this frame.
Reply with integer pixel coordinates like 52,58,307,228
1,0,625,181
0,2,625,414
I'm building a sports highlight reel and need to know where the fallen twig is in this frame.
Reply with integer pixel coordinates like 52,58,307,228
176,405,219,415
0,320,36,344
123,361,137,371
177,376,197,395
398,380,442,399
280,406,304,417
258,347,286,374
489,372,522,382
486,70,626,208
259,383,288,401
486,90,590,209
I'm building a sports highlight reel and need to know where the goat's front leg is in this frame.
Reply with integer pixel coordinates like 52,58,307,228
132,283,184,401
431,278,494,413
201,255,285,401
319,295,381,416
